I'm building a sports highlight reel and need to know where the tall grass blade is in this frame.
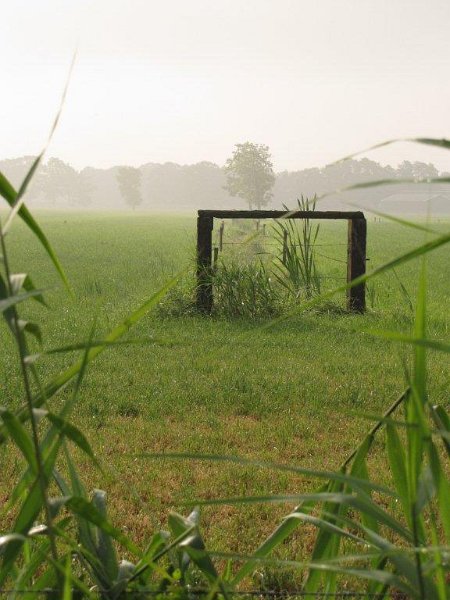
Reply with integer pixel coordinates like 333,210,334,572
0,274,181,440
59,495,140,556
0,442,59,585
429,405,450,457
386,422,410,521
45,412,99,465
0,409,38,474
10,537,51,597
63,556,72,600
2,52,75,235
0,177,71,289
365,331,450,353
232,391,409,585
262,231,450,330
0,288,47,315
330,137,450,165
91,489,120,585
186,492,412,541
427,443,450,541
137,452,394,495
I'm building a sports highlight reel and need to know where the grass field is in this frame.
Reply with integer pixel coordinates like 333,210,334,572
1,211,449,584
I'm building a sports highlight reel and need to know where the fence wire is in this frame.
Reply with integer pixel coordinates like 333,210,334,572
215,228,350,286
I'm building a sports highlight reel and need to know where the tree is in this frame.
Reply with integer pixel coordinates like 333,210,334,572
116,166,143,210
40,158,93,206
224,142,275,209
397,160,438,181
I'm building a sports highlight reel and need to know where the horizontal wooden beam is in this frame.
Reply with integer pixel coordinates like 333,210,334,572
196,208,367,314
198,209,365,220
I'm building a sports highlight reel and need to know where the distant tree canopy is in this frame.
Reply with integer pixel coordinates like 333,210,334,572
224,142,275,209
116,166,142,210
0,156,93,205
396,160,439,180
40,158,93,206
1,155,449,213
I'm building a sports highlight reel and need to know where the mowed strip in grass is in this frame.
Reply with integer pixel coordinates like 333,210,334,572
1,211,449,562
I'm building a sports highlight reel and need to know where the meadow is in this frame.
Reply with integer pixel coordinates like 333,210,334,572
1,210,449,588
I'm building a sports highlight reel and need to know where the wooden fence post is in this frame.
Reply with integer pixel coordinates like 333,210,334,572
196,213,214,313
282,229,288,263
347,217,367,313
219,221,224,251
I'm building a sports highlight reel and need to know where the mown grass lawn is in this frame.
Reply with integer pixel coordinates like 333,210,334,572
1,211,448,582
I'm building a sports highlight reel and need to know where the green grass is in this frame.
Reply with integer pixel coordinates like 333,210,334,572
1,210,448,565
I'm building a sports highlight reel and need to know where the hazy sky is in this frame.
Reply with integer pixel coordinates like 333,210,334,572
1,0,449,172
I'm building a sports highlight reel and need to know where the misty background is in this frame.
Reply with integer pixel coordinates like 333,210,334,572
1,154,449,215
1,0,449,214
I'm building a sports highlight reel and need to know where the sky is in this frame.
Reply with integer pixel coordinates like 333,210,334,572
1,0,449,173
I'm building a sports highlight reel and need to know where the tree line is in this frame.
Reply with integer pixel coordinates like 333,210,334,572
1,145,448,212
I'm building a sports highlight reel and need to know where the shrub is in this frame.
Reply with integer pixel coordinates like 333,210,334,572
212,260,280,318
272,196,321,300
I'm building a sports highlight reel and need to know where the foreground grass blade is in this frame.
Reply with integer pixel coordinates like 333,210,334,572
0,175,70,290
63,556,72,600
0,534,27,587
10,537,51,597
229,391,409,585
302,480,344,595
428,442,450,542
0,409,37,474
330,137,450,165
330,176,450,193
138,452,395,496
0,54,75,294
194,549,419,598
44,337,169,354
429,405,450,457
0,288,47,314
261,231,450,331
169,510,229,598
365,330,450,353
0,273,181,441
0,442,59,586
188,492,412,541
92,490,121,586
386,422,410,522
9,273,47,307
303,437,378,594
54,495,140,556
46,552,95,600
348,203,441,234
45,412,99,465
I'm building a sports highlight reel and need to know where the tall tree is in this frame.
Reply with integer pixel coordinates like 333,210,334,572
224,142,275,209
397,160,439,180
40,158,93,206
116,166,143,210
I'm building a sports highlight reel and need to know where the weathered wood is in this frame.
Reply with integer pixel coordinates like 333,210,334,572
198,209,364,220
282,229,288,263
196,214,214,312
197,209,367,314
347,218,367,313
219,220,224,251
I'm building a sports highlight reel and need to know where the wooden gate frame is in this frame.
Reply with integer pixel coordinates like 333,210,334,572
196,209,367,314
